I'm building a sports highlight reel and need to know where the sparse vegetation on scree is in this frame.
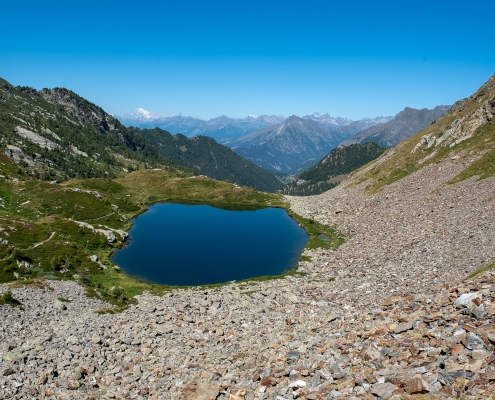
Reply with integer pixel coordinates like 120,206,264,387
351,76,495,193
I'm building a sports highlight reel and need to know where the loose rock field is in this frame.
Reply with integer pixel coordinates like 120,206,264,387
1,159,495,399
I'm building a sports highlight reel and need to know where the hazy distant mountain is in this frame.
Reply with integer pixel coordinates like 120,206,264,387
227,116,353,173
303,113,393,133
116,110,285,142
340,106,451,148
302,112,353,127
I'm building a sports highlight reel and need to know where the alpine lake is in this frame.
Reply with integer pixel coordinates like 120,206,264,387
111,203,310,286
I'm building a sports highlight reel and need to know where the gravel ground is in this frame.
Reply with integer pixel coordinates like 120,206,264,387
1,158,494,399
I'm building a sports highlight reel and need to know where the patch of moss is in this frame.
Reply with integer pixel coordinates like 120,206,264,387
0,290,21,306
286,209,345,250
464,263,495,280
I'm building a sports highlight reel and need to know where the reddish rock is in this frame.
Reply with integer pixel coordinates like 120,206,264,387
405,374,430,394
452,343,464,355
260,376,277,387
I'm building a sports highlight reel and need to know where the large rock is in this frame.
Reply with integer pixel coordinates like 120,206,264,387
405,374,430,394
454,292,481,308
181,382,220,400
371,382,398,397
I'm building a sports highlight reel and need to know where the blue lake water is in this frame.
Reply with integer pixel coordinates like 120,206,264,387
111,203,309,286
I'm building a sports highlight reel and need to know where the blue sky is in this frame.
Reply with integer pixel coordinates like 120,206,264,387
2,0,494,119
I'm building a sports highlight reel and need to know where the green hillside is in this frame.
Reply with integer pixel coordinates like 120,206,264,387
133,128,283,192
283,143,385,196
0,79,187,181
352,73,495,192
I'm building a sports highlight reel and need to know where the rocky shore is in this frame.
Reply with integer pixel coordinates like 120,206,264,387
1,159,495,399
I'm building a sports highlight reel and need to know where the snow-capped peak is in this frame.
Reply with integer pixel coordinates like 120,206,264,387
121,108,165,121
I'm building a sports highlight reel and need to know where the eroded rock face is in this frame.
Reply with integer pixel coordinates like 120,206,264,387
0,157,494,399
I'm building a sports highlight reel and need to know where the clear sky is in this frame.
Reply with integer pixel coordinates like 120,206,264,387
2,0,494,120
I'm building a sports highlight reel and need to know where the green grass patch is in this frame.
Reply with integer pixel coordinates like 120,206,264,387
57,297,71,302
464,263,495,280
299,255,312,262
448,124,495,183
287,209,345,250
0,290,21,306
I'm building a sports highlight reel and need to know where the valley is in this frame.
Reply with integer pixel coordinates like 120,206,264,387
0,72,494,399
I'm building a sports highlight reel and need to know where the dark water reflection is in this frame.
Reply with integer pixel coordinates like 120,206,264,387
111,203,309,286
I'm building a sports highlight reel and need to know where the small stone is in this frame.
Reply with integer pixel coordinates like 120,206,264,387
405,374,430,394
467,301,487,319
68,380,80,390
181,382,220,400
261,376,277,387
466,332,486,350
288,379,307,388
91,335,102,344
394,321,413,333
54,299,67,310
1,367,14,376
289,370,302,381
285,351,300,361
453,376,469,393
326,313,339,322
362,347,382,361
319,368,332,380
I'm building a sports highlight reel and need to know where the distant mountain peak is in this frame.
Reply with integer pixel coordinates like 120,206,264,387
303,112,354,127
120,108,166,122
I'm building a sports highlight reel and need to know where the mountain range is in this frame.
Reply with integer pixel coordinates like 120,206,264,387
116,109,393,144
116,106,448,174
224,106,450,173
341,105,451,148
117,111,285,143
0,78,281,192
225,116,352,173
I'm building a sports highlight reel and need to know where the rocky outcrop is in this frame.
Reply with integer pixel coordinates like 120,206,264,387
13,126,60,151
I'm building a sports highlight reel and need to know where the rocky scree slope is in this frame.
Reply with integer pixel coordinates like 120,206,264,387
341,106,451,149
0,75,495,399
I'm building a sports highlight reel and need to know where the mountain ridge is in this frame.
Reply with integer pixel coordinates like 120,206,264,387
227,116,352,173
341,105,451,148
132,128,284,192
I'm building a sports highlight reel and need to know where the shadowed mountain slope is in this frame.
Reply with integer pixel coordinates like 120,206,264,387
341,106,451,148
133,127,283,192
283,143,386,196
